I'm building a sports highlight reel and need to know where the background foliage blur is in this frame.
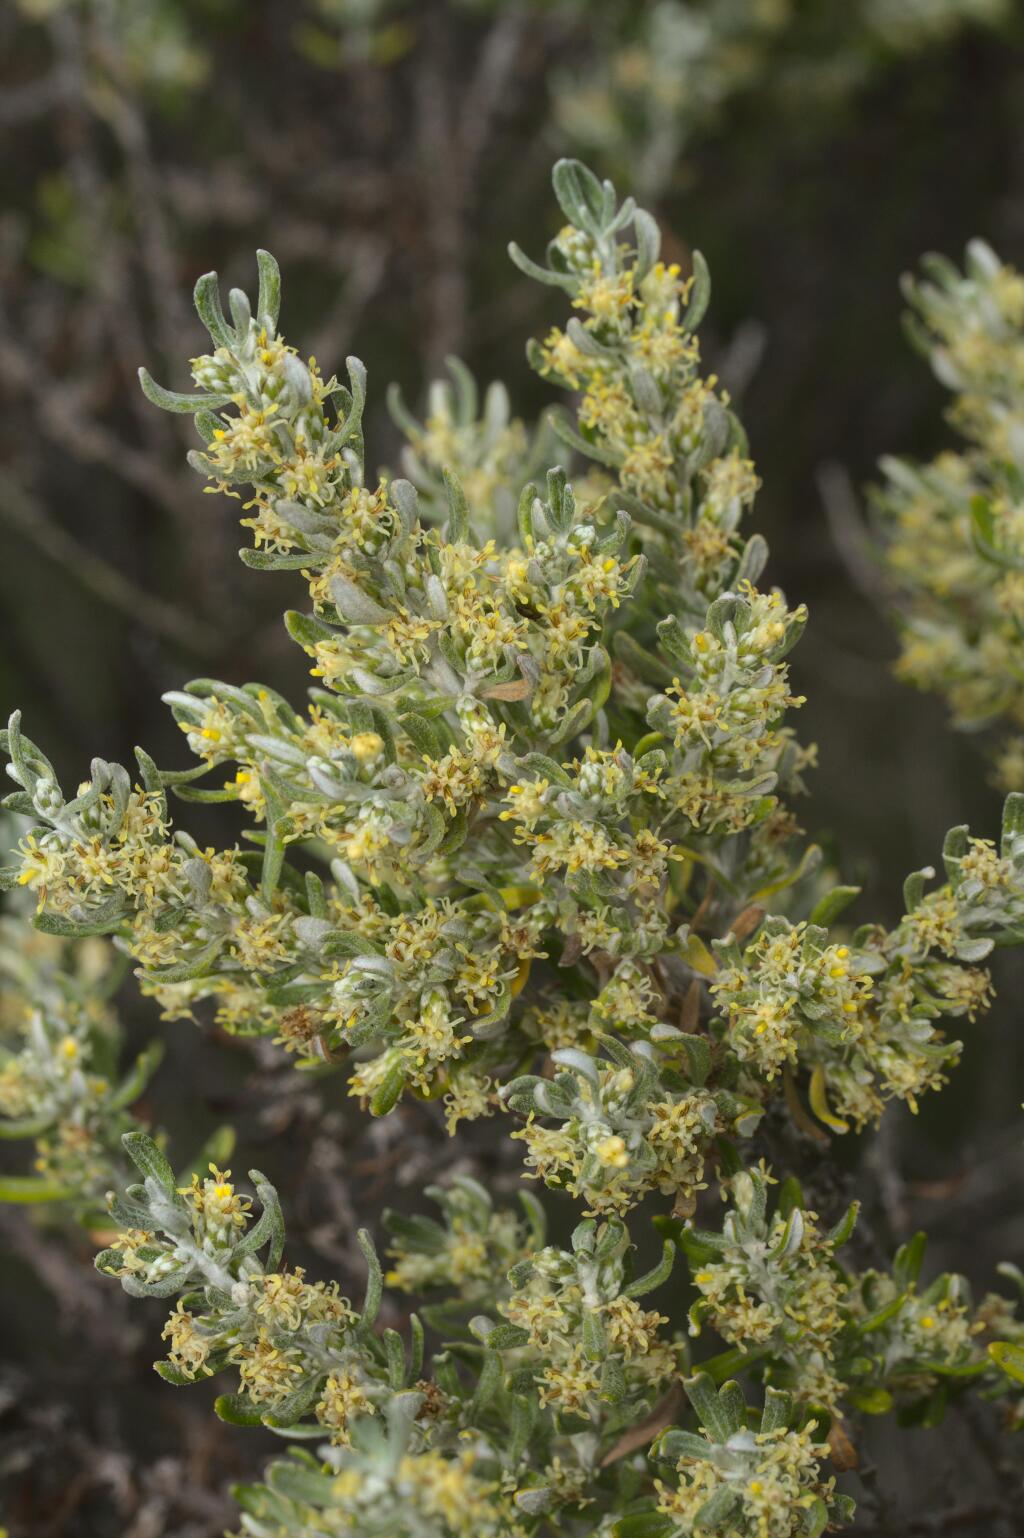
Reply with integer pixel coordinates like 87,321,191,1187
3,1,1024,1532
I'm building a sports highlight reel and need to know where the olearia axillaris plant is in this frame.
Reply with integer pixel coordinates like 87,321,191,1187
5,159,1024,1535
874,239,1024,791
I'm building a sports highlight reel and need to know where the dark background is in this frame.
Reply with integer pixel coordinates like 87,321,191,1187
2,2,1024,1532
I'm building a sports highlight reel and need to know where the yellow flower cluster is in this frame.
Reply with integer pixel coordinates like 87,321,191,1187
656,1420,835,1538
384,1176,534,1300
510,1053,721,1217
0,919,160,1204
501,1223,677,1421
100,1142,378,1446
389,357,557,535
712,922,868,1080
688,1169,849,1411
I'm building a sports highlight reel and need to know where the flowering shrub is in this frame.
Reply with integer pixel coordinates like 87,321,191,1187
875,239,1024,789
555,0,1011,199
3,159,1024,1534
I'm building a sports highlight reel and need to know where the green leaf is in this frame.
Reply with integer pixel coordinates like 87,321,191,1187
472,1322,531,1351
369,1057,407,1116
614,630,677,686
470,1349,503,1414
239,547,314,571
261,1374,324,1430
138,368,230,414
808,886,861,927
856,1291,908,1334
0,1174,74,1203
846,1386,893,1414
675,1033,712,1086
696,1344,769,1387
147,936,226,985
624,1240,675,1299
582,1309,607,1361
808,1065,849,1134
194,270,236,349
399,712,445,760
382,1328,407,1389
409,1313,425,1382
133,745,167,808
694,1485,741,1530
154,1360,202,1386
613,1514,677,1538
969,494,1024,569
548,407,622,468
260,796,287,905
507,243,577,293
214,1393,265,1427
285,609,338,649
33,910,124,939
256,249,281,331
330,575,391,625
633,207,661,279
357,1228,383,1327
683,1372,738,1443
1003,792,1024,852
654,1429,711,1463
0,1112,55,1140
382,1211,447,1252
902,867,931,914
171,785,238,805
552,158,609,235
683,250,711,332
94,1246,125,1275
893,1231,927,1289
443,468,469,544
234,1174,285,1271
600,1355,626,1403
122,1131,178,1194
827,1200,860,1248
804,1495,830,1538
760,1386,793,1434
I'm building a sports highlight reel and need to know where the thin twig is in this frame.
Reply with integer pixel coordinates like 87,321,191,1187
0,327,194,526
0,472,220,656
